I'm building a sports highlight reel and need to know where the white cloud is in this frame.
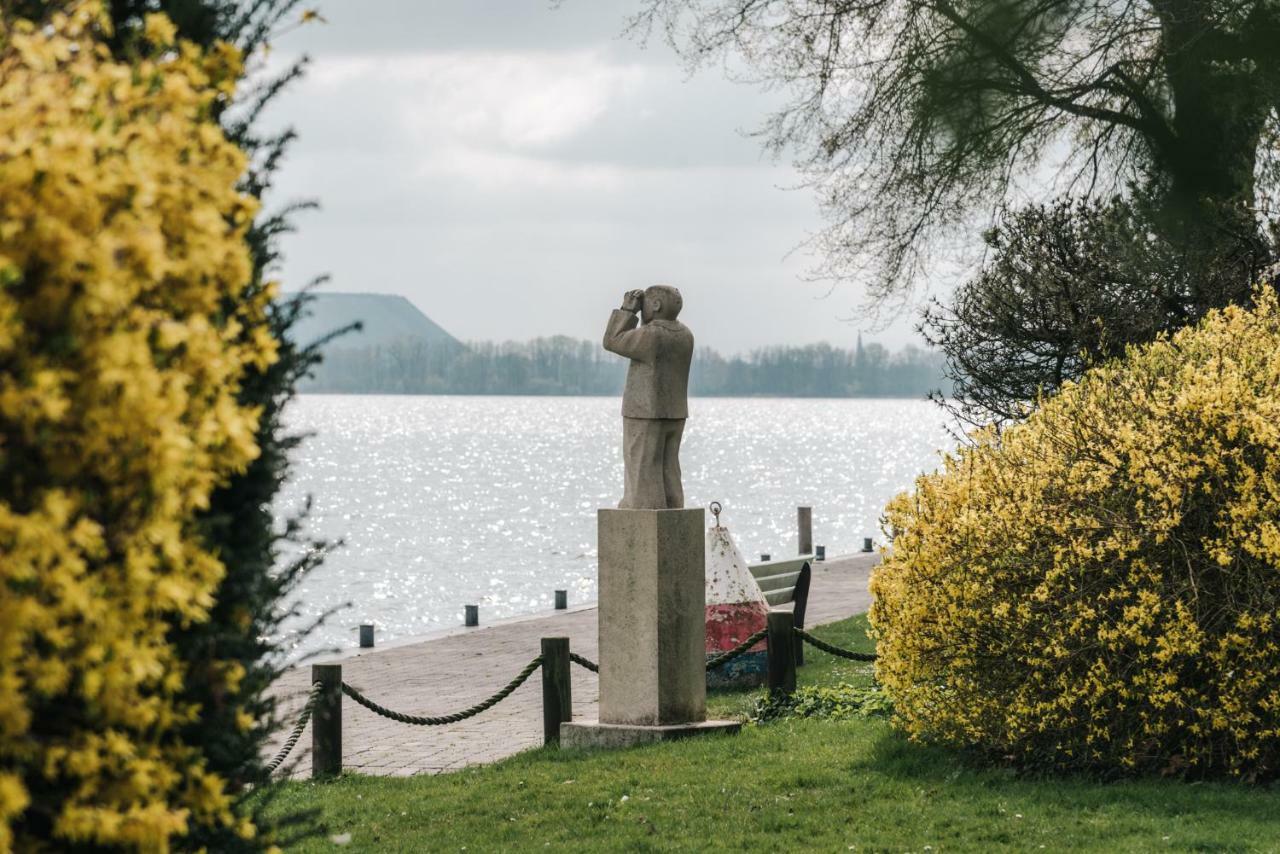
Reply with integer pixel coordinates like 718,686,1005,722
411,147,627,192
311,50,645,150
286,50,650,192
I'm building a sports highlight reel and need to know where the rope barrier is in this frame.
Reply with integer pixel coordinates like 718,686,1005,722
270,631,870,767
569,652,599,673
706,627,769,671
793,628,878,662
267,681,322,774
341,655,544,725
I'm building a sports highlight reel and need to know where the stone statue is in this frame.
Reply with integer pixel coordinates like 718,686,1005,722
603,285,694,510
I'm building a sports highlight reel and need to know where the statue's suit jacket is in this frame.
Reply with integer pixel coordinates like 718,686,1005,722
602,310,694,420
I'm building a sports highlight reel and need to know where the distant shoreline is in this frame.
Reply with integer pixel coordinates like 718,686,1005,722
293,303,949,399
295,390,941,401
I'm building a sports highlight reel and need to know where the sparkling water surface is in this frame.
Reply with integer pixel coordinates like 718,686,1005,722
275,395,956,658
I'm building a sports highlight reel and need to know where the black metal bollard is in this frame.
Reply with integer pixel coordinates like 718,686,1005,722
766,611,797,700
540,637,572,746
464,604,479,627
798,506,813,555
554,590,568,610
311,663,343,779
359,623,374,648
862,537,873,553
815,545,826,562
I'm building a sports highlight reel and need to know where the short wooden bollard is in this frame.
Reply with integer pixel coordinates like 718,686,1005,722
359,623,375,648
554,590,567,610
540,637,571,746
798,506,813,555
766,611,797,699
793,562,812,669
862,537,873,553
815,545,826,562
312,663,343,779
464,604,479,627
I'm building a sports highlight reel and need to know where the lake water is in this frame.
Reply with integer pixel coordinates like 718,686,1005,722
274,395,956,657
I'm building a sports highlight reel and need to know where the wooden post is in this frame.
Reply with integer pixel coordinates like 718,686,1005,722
766,611,796,699
862,537,874,553
798,506,813,555
793,562,812,669
540,637,572,746
465,604,479,627
815,545,826,562
760,553,771,562
554,590,568,610
359,623,374,648
311,663,342,778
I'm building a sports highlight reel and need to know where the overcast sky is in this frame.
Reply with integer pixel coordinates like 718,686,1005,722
265,0,930,353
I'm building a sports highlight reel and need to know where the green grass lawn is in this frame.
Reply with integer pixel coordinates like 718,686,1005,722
263,617,1280,852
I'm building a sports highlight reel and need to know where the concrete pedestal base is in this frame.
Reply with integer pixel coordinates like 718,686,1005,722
598,508,705,726
561,719,741,750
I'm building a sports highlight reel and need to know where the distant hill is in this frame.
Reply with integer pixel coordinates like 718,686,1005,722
287,292,459,351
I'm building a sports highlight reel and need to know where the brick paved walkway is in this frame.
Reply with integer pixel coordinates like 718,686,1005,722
266,552,878,777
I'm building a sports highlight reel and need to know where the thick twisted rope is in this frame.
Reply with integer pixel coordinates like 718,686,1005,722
705,627,769,671
793,628,878,662
266,681,322,774
341,655,544,725
569,652,599,673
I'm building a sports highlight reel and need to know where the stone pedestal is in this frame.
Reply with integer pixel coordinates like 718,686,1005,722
561,719,740,749
564,508,740,748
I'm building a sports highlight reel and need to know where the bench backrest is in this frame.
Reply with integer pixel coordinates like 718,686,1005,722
748,555,813,630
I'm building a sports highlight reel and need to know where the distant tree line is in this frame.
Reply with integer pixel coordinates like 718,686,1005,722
301,335,948,398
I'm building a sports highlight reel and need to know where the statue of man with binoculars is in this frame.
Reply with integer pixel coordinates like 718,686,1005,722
602,285,694,510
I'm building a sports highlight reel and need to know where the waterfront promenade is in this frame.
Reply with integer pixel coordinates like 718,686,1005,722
266,552,877,777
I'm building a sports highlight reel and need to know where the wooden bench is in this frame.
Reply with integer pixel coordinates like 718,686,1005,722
748,555,813,665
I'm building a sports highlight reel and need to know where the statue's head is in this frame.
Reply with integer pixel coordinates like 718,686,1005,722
642,284,683,323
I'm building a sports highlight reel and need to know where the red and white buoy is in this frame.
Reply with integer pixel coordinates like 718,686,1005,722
704,502,770,688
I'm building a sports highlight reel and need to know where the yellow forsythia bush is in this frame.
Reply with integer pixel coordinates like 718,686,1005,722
0,5,276,849
872,287,1280,780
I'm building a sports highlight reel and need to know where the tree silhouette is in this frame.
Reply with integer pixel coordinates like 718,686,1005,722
628,0,1280,299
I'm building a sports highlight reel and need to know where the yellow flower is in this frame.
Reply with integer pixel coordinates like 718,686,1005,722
0,4,276,848
143,12,177,46
871,286,1280,778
